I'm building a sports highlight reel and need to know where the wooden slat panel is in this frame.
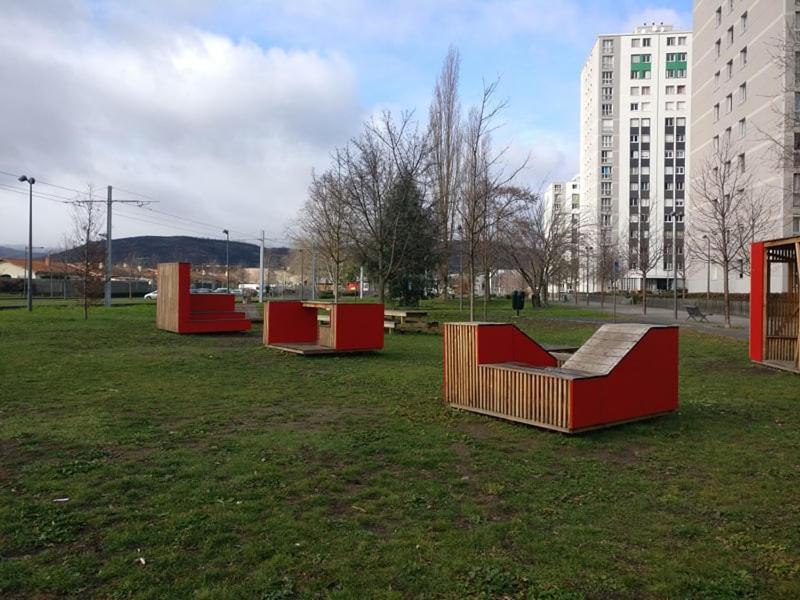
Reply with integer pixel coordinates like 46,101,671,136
443,323,571,432
155,262,180,333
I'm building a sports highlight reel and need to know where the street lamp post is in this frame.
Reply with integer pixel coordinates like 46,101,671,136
222,229,230,290
18,175,35,311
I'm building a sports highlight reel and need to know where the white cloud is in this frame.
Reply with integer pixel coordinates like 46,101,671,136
0,2,362,246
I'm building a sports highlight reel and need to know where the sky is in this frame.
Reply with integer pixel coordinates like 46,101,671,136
0,0,691,248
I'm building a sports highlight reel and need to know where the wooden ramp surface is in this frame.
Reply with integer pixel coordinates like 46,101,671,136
267,342,376,355
561,324,655,375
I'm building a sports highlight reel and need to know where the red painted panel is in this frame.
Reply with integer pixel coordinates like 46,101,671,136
332,303,384,350
190,294,236,312
749,242,765,362
264,301,317,344
177,262,192,332
476,324,556,367
570,327,679,430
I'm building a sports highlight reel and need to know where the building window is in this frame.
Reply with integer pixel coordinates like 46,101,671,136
727,60,733,79
666,117,675,128
642,118,650,127
630,86,639,96
676,133,685,142
630,118,640,127
739,118,747,138
726,94,733,112
724,127,732,145
676,117,686,126
678,36,687,46
666,85,675,95
601,150,611,162
666,69,687,79
665,101,674,111
714,71,720,88
601,166,612,179
642,38,651,47
677,101,686,110
602,103,613,116
739,82,747,104
641,102,651,111
715,39,721,58
602,55,614,68
630,103,639,111
602,71,613,83
713,135,719,150
631,38,640,48
740,47,747,67
667,37,676,46
738,153,746,172
641,149,650,159
677,85,686,95
641,134,650,143
641,86,651,96
631,182,639,191
602,119,613,131
793,217,800,234
716,7,722,26
740,12,748,33
602,39,614,53
665,149,674,159
676,166,685,175
601,182,612,194
676,150,685,158
602,134,612,147
727,26,734,46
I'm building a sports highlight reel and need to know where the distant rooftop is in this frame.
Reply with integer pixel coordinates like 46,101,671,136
633,23,674,34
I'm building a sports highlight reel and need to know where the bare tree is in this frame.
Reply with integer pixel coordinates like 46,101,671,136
344,111,430,303
689,138,770,326
622,196,665,315
502,188,572,307
458,79,527,320
71,185,104,320
296,159,351,302
428,46,462,298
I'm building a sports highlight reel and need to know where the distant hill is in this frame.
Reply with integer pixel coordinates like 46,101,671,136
0,246,48,259
52,236,290,268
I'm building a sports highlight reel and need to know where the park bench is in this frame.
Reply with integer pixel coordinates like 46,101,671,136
685,305,710,322
264,300,384,355
443,322,679,433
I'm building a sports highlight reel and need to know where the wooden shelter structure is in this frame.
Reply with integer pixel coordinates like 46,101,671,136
264,300,384,355
750,236,800,373
156,262,251,334
443,322,679,433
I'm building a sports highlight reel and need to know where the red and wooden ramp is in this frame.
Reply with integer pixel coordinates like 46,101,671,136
443,322,679,433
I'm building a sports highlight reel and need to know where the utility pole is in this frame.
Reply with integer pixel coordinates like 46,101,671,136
104,185,113,307
300,249,305,301
259,230,265,303
359,266,364,300
222,229,230,290
18,175,35,311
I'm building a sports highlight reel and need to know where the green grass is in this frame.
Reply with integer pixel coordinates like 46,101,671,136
0,302,798,598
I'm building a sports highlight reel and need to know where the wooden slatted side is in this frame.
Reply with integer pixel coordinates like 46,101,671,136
443,323,571,432
155,262,181,332
562,324,652,375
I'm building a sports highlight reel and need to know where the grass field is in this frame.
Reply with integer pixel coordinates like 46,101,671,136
0,301,798,598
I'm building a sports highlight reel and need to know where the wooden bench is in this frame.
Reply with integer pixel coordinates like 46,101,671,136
443,322,679,433
685,305,710,322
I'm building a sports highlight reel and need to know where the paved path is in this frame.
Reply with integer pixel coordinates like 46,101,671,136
554,299,750,340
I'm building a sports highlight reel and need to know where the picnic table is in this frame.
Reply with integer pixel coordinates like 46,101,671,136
383,308,437,332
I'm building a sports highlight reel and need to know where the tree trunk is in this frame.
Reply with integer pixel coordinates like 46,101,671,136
482,267,489,320
468,255,475,321
642,272,648,315
723,258,731,328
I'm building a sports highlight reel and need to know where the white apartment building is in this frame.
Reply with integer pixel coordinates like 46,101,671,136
581,24,692,292
691,0,800,294
544,175,584,293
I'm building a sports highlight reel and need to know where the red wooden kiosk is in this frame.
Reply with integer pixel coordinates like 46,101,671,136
443,322,679,433
263,300,384,355
156,262,251,334
750,236,800,373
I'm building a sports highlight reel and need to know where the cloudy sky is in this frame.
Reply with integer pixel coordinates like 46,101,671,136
0,0,691,248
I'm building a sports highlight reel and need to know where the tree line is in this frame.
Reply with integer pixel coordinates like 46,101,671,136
295,48,589,319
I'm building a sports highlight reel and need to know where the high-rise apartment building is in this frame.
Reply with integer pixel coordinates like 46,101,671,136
581,24,692,291
691,0,799,294
544,175,583,293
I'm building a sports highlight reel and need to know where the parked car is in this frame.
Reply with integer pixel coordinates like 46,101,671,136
144,290,157,301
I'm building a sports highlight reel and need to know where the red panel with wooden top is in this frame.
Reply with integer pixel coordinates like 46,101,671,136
749,236,800,373
264,300,384,355
156,262,251,334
